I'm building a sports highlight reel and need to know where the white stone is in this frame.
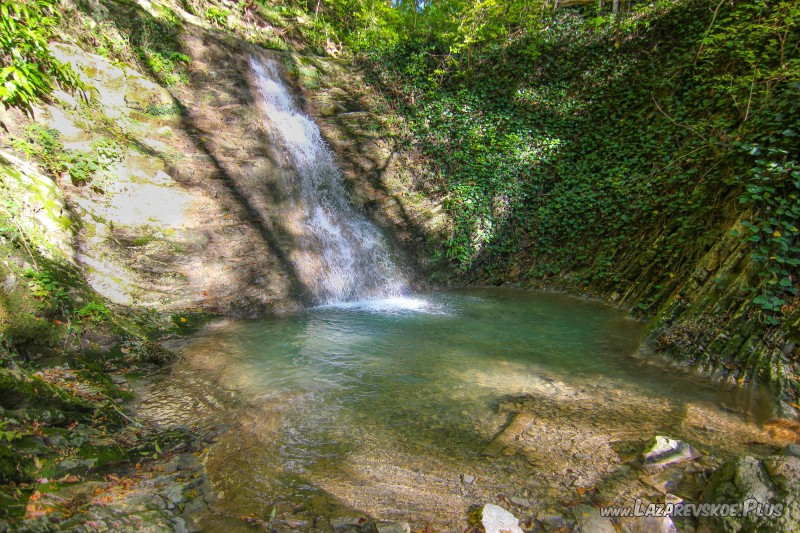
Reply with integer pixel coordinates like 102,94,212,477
643,436,701,468
482,504,524,533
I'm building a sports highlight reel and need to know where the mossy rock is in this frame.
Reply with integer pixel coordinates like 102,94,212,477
0,444,36,484
701,455,800,531
0,369,43,410
77,442,128,470
0,289,62,356
0,369,94,417
121,340,177,365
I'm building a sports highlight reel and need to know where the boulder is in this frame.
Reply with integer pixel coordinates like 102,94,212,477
700,455,800,531
782,444,800,459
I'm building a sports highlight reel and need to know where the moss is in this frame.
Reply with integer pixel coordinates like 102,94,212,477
78,442,127,468
0,369,94,418
0,303,62,356
0,370,38,410
75,367,133,401
120,339,177,365
0,445,35,484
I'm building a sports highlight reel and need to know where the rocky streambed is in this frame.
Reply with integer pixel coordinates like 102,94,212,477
125,289,800,532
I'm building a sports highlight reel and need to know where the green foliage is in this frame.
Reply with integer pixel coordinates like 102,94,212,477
737,153,800,323
12,126,122,187
145,101,183,117
132,17,190,86
0,0,83,114
10,125,66,177
691,0,800,323
348,0,799,327
205,6,231,27
75,301,112,322
24,268,68,304
66,139,123,187
59,0,190,86
0,420,25,443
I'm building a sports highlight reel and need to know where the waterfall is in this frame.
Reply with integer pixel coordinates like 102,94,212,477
248,55,408,305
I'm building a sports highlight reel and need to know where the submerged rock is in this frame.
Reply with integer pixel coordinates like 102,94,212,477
330,513,375,532
509,495,533,508
537,513,564,531
376,521,411,533
642,436,701,469
619,515,678,533
568,504,615,533
481,504,524,533
639,468,686,494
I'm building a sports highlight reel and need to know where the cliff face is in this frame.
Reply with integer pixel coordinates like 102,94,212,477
597,215,799,412
643,222,799,412
0,3,447,318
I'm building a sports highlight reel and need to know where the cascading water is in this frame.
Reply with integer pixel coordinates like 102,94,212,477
249,55,408,305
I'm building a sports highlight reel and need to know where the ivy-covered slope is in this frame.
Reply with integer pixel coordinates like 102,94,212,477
354,0,799,406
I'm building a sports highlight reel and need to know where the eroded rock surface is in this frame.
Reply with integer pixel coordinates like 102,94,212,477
700,455,800,532
3,30,447,316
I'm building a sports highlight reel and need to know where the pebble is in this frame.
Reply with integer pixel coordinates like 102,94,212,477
538,513,564,531
461,473,475,484
509,496,532,508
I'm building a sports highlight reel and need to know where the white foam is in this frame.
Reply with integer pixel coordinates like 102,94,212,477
318,296,446,315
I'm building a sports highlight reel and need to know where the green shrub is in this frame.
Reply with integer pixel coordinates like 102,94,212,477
0,0,83,114
75,301,112,322
12,128,122,187
205,6,231,27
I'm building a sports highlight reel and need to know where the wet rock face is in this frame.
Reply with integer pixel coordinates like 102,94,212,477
39,42,304,315
700,455,800,532
288,55,451,278
6,33,445,316
0,0,463,324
